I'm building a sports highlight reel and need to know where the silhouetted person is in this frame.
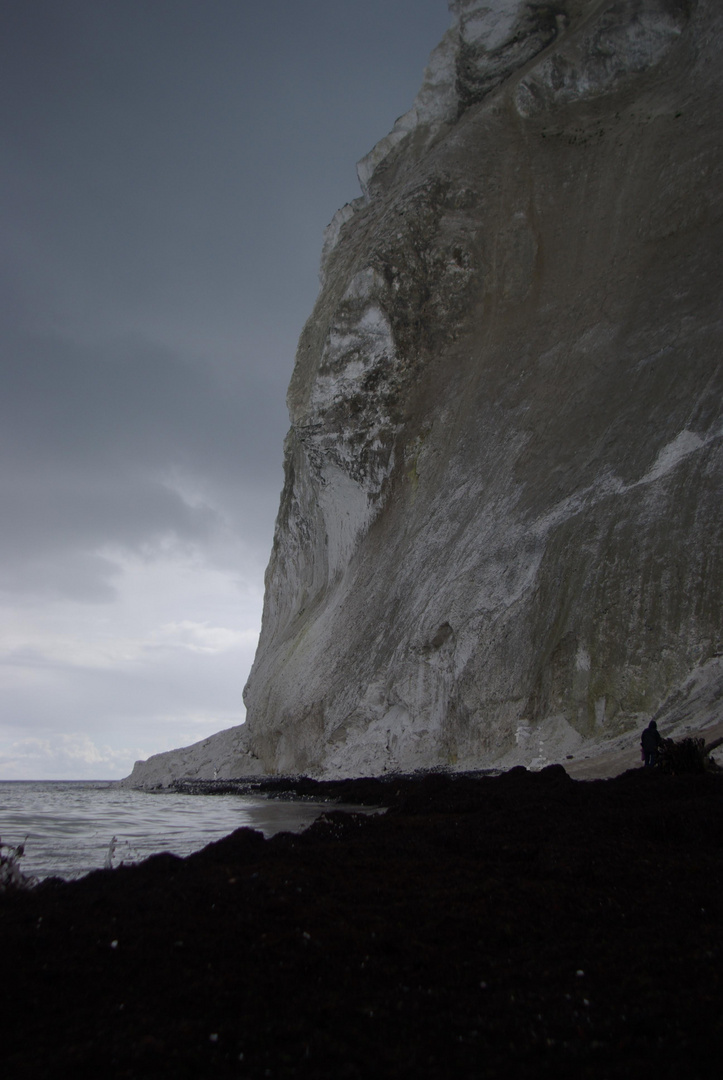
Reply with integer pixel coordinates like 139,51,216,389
641,720,663,768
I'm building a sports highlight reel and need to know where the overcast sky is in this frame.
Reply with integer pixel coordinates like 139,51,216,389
0,0,450,779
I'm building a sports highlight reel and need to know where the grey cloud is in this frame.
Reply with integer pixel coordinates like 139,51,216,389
0,327,282,600
1,324,284,480
0,637,253,731
0,553,122,605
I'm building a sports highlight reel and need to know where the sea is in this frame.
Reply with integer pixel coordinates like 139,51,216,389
0,780,335,883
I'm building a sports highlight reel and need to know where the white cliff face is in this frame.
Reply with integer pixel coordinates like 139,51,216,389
514,0,689,115
125,0,723,787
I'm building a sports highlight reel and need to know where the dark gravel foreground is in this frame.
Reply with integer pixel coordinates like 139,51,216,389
2,766,722,1079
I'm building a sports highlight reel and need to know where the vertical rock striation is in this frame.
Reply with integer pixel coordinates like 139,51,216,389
125,0,723,786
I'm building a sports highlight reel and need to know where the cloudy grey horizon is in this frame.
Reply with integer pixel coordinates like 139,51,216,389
0,0,450,779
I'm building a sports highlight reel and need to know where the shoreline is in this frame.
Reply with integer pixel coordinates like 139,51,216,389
121,714,723,796
133,712,723,798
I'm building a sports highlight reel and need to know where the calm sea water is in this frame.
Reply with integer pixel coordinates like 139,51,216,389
0,781,334,882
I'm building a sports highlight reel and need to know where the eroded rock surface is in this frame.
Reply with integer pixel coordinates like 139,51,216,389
126,0,723,787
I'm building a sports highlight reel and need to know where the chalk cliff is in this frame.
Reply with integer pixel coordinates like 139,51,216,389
126,0,723,787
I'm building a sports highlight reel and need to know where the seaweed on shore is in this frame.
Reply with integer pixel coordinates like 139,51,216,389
2,767,723,1077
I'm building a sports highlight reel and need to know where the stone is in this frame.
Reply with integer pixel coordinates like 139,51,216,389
125,0,723,788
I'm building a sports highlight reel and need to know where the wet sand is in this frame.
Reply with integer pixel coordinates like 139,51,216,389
1,765,722,1078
